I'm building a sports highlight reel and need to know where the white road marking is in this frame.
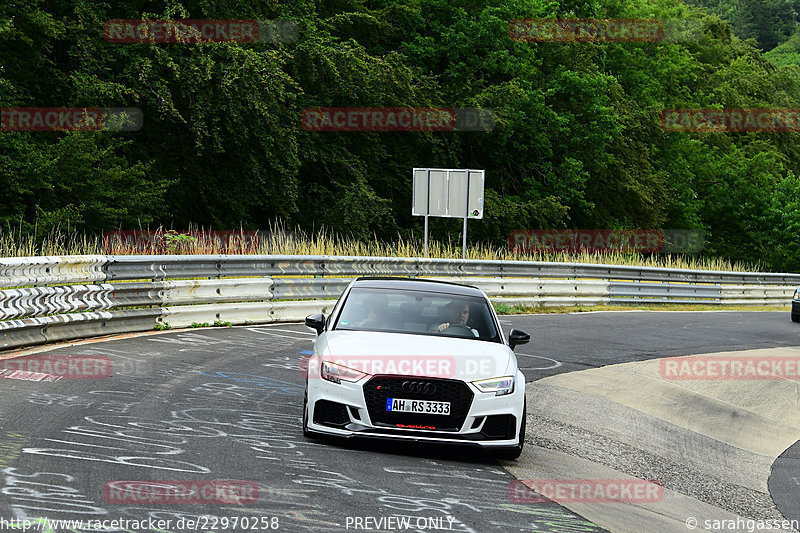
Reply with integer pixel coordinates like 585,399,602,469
258,327,316,336
244,328,314,341
515,353,562,370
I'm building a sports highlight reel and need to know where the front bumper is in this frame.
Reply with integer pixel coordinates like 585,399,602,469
305,372,526,448
793,300,800,317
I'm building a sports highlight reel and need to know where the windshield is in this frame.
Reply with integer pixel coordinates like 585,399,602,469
334,287,501,342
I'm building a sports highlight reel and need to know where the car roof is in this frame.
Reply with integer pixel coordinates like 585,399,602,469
352,277,484,297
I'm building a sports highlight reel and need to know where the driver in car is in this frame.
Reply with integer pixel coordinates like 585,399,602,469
357,293,389,329
433,302,479,337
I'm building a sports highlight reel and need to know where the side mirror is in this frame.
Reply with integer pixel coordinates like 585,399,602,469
305,313,325,335
508,329,530,350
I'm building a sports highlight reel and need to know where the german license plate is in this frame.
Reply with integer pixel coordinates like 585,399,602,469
386,398,450,415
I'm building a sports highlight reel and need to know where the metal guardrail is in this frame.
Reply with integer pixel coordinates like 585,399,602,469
0,254,796,351
5,254,800,287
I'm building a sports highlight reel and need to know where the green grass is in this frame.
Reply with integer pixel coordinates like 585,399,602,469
188,320,233,328
494,303,790,314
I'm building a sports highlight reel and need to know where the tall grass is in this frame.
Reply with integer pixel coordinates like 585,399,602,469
0,223,761,272
0,223,103,257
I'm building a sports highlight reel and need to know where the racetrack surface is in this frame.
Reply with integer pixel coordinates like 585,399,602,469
506,310,800,381
0,311,797,532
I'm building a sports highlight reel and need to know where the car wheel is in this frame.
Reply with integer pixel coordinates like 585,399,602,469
302,390,312,438
497,402,526,460
792,313,800,323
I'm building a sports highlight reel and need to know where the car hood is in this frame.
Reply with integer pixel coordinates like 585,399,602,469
316,330,515,380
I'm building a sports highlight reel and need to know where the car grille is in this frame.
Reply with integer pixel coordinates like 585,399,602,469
363,376,473,431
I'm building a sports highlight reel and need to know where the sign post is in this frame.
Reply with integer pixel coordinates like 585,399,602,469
412,168,485,258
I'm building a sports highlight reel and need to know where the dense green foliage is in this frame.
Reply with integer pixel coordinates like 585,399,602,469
765,29,800,65
690,0,800,51
1,0,800,271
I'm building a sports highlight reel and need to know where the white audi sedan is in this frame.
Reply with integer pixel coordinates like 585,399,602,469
303,277,530,459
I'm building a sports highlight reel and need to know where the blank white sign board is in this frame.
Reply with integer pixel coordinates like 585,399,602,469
412,168,485,257
412,168,484,219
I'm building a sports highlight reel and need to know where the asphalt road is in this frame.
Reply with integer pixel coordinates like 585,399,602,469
0,311,797,533
506,310,800,381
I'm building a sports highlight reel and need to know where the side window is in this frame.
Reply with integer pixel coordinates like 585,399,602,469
329,285,356,330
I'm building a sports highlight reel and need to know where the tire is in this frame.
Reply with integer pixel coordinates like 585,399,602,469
302,390,312,438
792,313,800,323
497,403,526,460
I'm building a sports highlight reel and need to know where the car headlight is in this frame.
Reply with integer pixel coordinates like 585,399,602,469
321,361,367,384
794,289,800,300
472,376,515,396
